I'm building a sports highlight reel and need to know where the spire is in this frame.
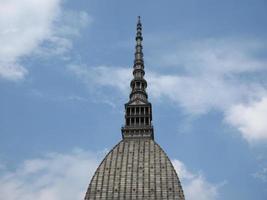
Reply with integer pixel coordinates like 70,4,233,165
129,16,148,103
134,16,144,66
121,16,154,140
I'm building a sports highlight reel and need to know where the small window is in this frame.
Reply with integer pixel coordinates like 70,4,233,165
146,117,149,125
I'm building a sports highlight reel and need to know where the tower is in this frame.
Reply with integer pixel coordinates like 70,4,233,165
84,17,185,200
121,16,153,140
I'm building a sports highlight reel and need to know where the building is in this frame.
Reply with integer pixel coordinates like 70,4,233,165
84,17,185,200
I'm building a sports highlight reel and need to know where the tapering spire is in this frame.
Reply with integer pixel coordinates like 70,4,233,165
121,16,154,140
134,16,144,66
129,16,148,103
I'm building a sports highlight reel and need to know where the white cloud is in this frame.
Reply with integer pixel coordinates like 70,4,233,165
172,160,220,200
0,149,100,200
148,73,244,114
147,38,267,113
0,64,28,81
225,97,267,142
68,65,132,106
153,38,266,75
253,167,267,182
0,0,90,81
148,38,267,143
68,65,131,93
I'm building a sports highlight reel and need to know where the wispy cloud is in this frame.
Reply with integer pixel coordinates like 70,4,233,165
148,37,267,143
68,65,131,93
149,38,267,74
29,88,89,103
253,167,267,183
0,149,100,200
225,97,267,142
68,64,132,107
147,38,267,112
0,0,91,81
172,160,222,200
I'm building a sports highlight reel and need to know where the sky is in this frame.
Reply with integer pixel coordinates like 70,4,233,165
0,0,267,199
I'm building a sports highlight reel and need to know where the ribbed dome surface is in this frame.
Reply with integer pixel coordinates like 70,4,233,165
85,139,184,200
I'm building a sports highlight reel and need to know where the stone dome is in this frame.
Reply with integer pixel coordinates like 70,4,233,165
85,138,184,200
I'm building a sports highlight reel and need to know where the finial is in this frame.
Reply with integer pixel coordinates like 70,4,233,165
137,16,142,26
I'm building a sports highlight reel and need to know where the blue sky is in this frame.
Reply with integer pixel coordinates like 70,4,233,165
1,0,267,199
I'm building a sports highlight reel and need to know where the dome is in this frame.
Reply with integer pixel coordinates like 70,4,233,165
85,138,184,200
